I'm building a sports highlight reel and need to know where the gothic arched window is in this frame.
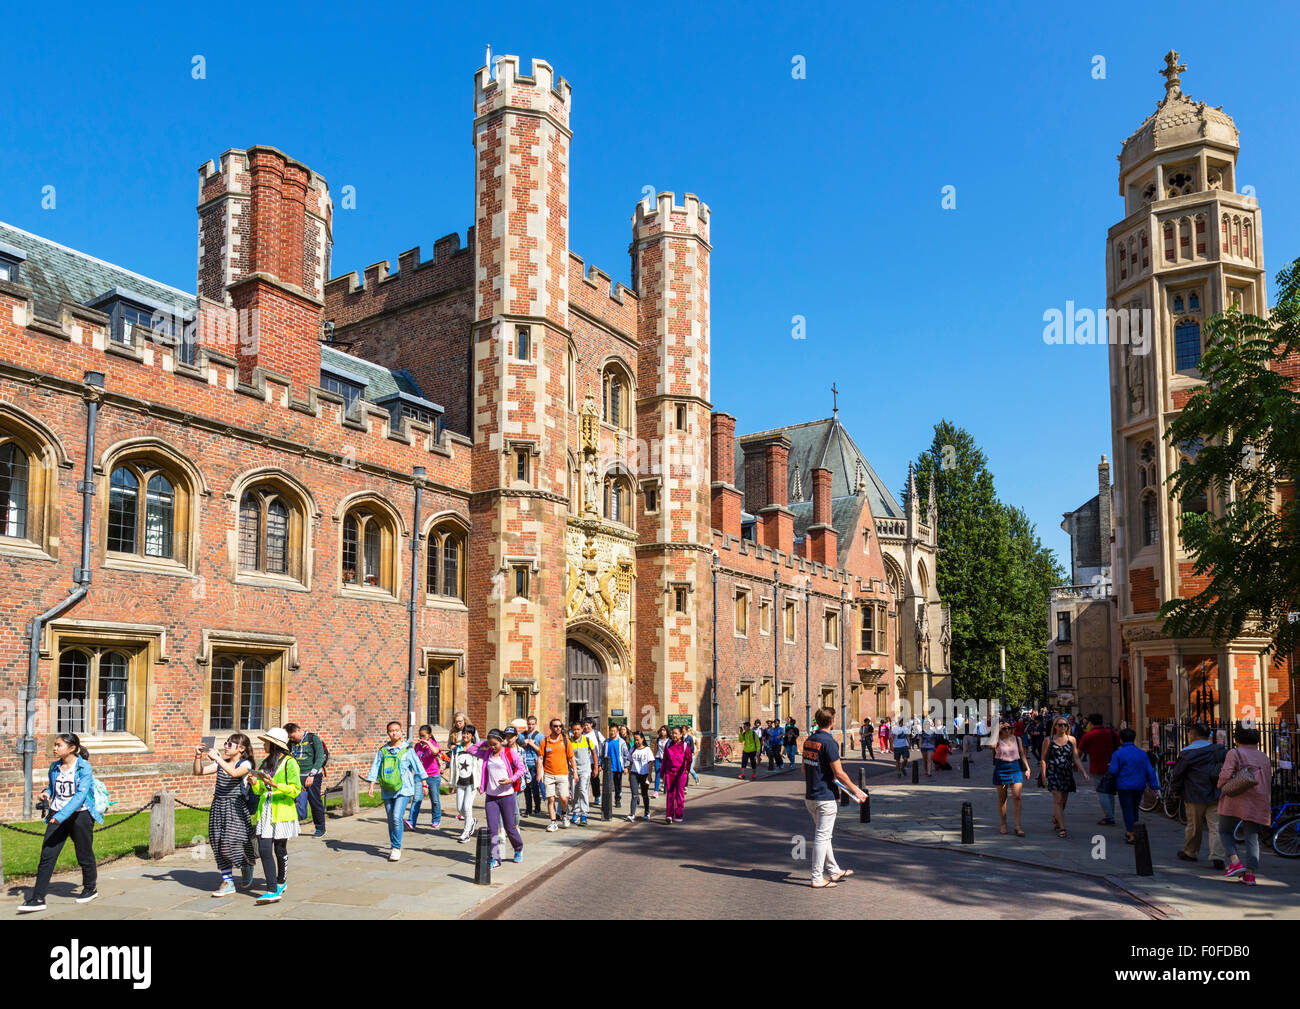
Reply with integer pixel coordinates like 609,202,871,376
1174,319,1202,371
238,482,306,581
106,457,189,562
1141,490,1159,547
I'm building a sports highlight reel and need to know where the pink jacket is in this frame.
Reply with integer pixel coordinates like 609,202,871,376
660,740,691,779
1216,746,1272,825
471,741,525,795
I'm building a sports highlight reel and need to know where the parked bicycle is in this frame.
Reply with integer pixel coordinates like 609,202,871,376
714,738,734,764
1231,800,1300,858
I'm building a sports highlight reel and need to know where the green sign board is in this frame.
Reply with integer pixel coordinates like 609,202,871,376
667,714,694,728
607,716,628,727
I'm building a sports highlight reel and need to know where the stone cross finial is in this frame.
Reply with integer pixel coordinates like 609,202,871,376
1160,50,1186,101
831,382,839,418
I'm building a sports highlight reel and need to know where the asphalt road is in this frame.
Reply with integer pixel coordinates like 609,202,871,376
483,757,1151,920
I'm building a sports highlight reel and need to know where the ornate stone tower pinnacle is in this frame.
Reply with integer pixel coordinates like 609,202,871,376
1160,50,1186,103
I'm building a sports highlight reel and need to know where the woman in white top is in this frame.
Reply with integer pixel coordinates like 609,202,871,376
627,732,655,821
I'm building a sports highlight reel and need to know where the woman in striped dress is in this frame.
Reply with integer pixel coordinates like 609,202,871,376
193,733,256,897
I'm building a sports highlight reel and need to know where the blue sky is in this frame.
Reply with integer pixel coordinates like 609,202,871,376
3,0,1296,568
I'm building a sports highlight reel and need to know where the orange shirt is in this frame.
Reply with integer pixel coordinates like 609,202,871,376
539,735,572,776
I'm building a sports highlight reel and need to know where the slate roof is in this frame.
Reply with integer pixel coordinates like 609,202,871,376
789,495,866,569
734,416,903,521
319,345,432,406
0,220,195,321
0,219,435,411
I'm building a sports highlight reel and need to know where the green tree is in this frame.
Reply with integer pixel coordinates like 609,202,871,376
1162,259,1300,662
912,422,1065,706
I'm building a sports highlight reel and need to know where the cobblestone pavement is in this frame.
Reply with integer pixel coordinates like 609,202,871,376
481,753,1151,920
0,769,735,920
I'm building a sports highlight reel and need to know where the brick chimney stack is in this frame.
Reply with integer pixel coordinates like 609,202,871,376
806,466,837,565
196,146,332,395
755,437,794,554
1098,454,1112,557
710,412,743,537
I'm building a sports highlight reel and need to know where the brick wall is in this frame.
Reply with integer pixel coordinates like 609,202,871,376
1130,566,1159,613
0,282,470,819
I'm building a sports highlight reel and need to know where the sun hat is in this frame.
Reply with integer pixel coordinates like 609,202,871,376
258,727,291,752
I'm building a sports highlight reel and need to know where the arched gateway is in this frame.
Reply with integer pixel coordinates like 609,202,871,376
565,639,604,729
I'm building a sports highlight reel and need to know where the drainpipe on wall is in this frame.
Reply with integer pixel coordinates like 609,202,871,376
804,577,811,732
840,586,848,751
772,564,780,725
22,371,103,819
406,466,425,740
711,550,718,751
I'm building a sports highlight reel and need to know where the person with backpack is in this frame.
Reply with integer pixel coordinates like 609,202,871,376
518,715,544,818
451,725,482,841
738,721,760,780
1216,723,1274,886
408,724,445,830
603,724,630,807
1169,721,1227,868
859,717,873,760
366,720,427,861
469,729,526,867
18,732,102,913
784,719,800,767
1079,714,1121,827
286,722,328,838
538,717,573,831
570,720,598,825
248,727,302,905
193,732,257,896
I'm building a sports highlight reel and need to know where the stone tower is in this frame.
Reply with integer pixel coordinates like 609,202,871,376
468,57,573,727
632,193,713,730
1107,51,1270,729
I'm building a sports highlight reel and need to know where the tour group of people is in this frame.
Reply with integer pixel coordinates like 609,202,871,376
17,712,702,911
16,702,1280,910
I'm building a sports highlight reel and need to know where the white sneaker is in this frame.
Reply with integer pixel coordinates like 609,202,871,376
546,820,558,832
389,848,402,862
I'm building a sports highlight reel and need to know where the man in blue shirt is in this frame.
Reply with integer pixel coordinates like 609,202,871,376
604,724,629,807
518,715,544,817
802,707,867,888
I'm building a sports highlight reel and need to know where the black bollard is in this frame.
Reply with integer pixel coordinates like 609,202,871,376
911,760,920,784
601,764,613,821
1132,823,1154,876
960,801,974,844
474,826,492,884
962,756,970,779
859,769,871,823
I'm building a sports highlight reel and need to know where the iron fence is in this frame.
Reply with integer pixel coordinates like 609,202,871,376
1147,718,1297,802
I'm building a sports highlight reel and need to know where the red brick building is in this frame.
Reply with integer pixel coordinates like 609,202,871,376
0,55,941,817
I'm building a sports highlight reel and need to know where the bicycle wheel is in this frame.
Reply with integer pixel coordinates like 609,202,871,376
1177,799,1187,824
1272,818,1300,858
1162,790,1181,819
1233,819,1246,843
1139,787,1159,812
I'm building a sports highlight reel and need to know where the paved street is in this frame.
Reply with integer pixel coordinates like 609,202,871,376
482,753,1151,920
0,771,736,920
8,742,1296,920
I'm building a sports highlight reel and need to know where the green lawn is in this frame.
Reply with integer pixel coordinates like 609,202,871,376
3,789,397,880
2,808,211,882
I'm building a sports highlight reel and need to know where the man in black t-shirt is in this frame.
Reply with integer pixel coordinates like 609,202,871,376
802,707,868,888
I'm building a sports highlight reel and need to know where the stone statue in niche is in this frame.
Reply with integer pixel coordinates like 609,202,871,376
1128,346,1145,415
